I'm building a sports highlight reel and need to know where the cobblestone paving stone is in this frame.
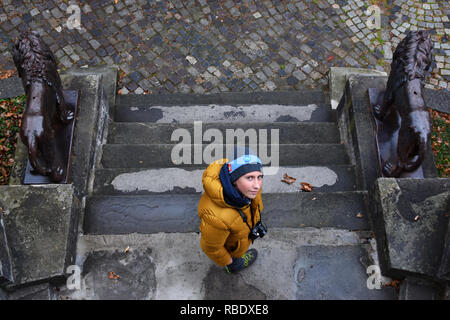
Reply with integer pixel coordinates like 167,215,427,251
0,0,448,94
333,0,450,90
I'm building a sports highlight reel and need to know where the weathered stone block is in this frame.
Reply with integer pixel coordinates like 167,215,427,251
0,184,81,287
7,282,55,300
60,68,113,199
329,67,386,110
374,178,450,280
0,214,14,285
438,221,450,280
399,277,442,300
0,287,7,300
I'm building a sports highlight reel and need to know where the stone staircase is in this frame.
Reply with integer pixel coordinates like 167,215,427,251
63,91,397,299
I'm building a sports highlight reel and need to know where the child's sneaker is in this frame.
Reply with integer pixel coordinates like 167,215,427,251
224,249,258,274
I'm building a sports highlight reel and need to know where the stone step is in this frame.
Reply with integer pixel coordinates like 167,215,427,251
100,143,350,168
83,191,369,235
93,165,357,195
114,103,335,123
55,230,396,300
116,91,329,108
107,122,341,145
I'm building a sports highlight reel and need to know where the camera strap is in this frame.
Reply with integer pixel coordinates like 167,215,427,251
236,204,263,233
236,208,253,234
236,208,255,244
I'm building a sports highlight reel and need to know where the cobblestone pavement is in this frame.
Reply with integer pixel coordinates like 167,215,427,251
0,0,449,95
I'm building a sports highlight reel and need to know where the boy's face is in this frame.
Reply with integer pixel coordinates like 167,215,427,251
233,171,263,199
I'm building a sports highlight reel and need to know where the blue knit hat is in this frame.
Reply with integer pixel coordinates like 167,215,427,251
227,147,262,183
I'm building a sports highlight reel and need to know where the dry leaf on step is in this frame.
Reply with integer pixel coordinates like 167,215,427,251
300,182,312,192
281,173,296,184
108,271,120,280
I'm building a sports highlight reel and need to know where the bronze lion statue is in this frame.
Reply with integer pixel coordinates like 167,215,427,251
12,30,74,182
373,30,433,177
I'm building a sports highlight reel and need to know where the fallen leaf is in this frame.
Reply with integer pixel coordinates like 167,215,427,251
281,173,296,184
108,271,120,280
383,280,401,289
0,70,15,80
300,182,312,192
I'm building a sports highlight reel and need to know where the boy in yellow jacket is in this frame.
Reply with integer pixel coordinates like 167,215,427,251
198,148,266,274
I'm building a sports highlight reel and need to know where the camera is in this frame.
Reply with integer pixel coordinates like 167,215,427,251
249,221,267,241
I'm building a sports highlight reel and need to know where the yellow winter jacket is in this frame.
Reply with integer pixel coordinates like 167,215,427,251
198,159,263,267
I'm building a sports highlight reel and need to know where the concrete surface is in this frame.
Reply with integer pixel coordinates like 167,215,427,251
93,165,356,195
56,228,396,300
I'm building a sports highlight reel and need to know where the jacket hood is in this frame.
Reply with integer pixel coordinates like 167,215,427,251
202,158,252,209
202,159,229,208
219,162,253,208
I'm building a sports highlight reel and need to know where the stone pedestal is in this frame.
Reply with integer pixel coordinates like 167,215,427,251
399,277,442,300
0,185,81,287
0,215,13,285
0,287,7,300
374,178,449,280
438,221,450,281
7,282,55,300
329,67,386,110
